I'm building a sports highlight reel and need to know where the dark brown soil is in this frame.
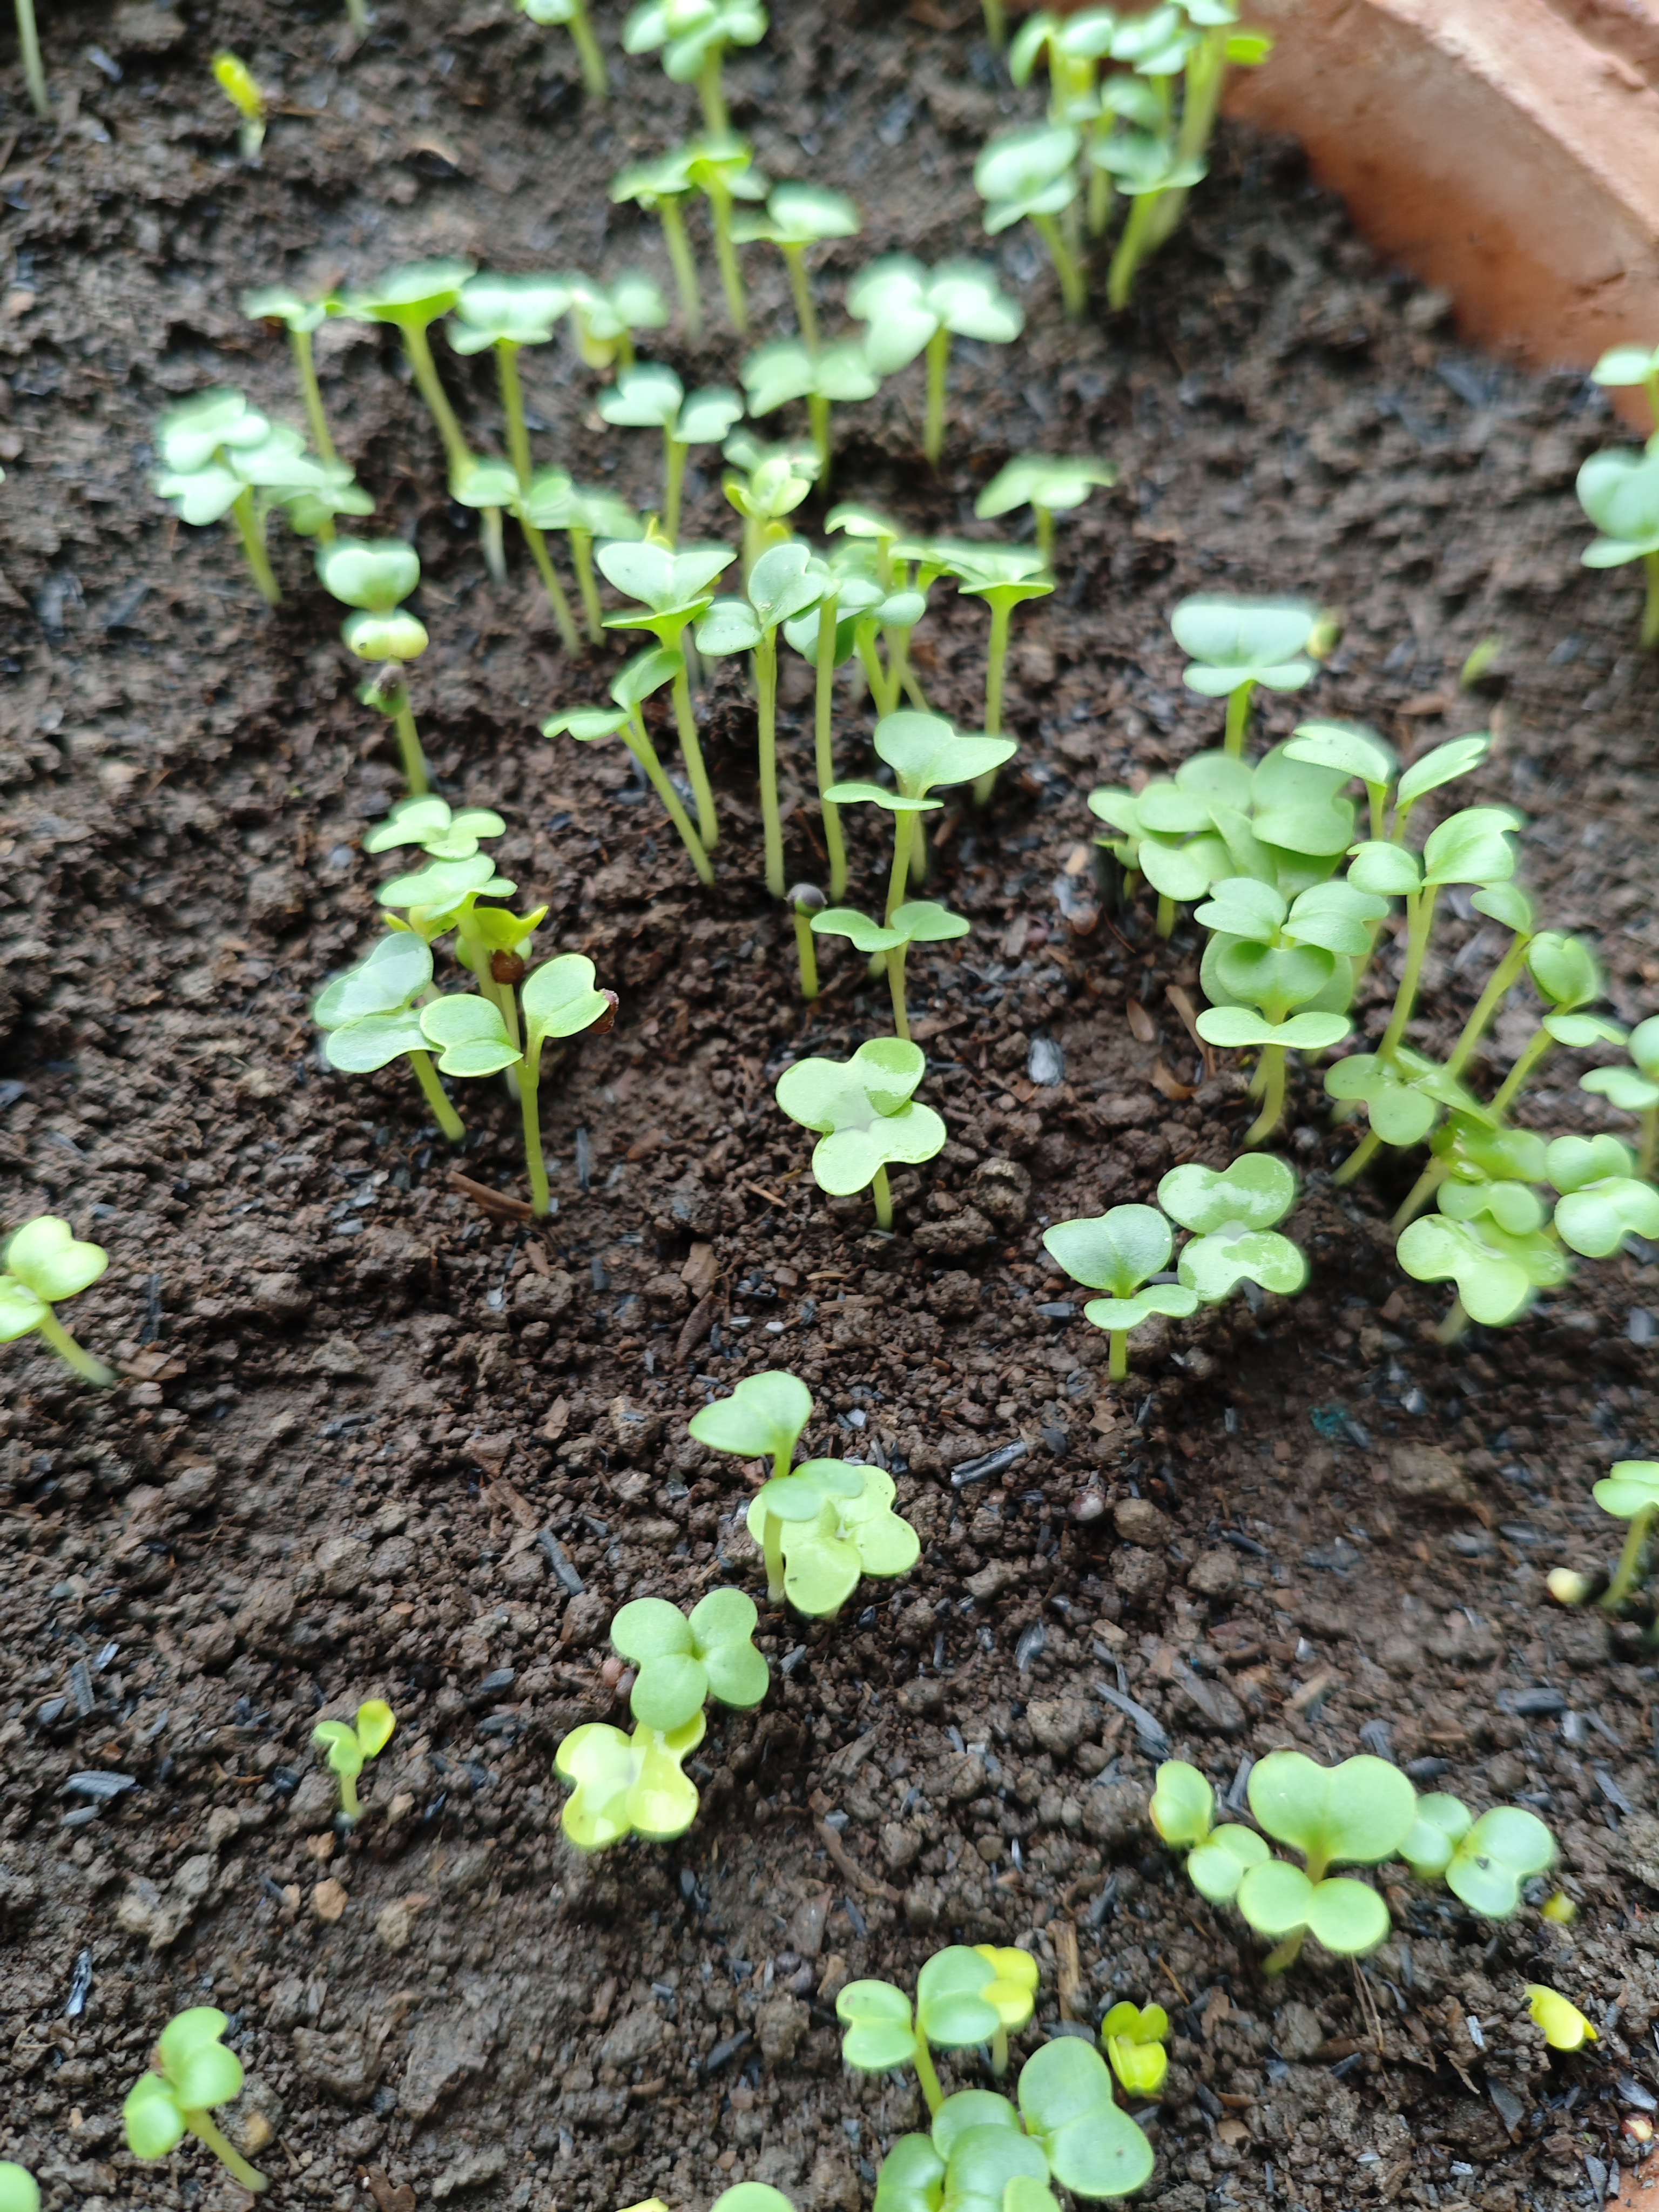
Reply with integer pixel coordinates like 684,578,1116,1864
3,4,1659,2211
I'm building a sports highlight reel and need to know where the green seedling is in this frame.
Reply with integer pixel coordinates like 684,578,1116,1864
829,711,1015,926
732,181,861,351
0,2165,38,2212
696,541,830,896
521,473,642,642
683,134,771,331
124,2008,267,2194
1397,1208,1570,1338
790,883,826,999
1577,442,1659,649
775,1036,946,1230
565,271,669,371
974,125,1085,318
611,147,707,335
623,0,767,134
689,1368,815,1601
1042,1206,1197,1381
314,931,467,1143
316,537,431,791
213,50,266,160
1172,594,1320,757
1582,1015,1659,1175
1400,1795,1556,1916
1010,7,1120,127
839,1945,1039,2109
723,429,819,573
1,1216,114,1388
825,509,942,711
974,455,1116,568
1095,133,1205,311
517,0,608,97
598,538,736,848
846,258,1023,466
598,362,744,546
741,339,879,490
312,1698,396,1820
342,260,476,482
1548,1133,1659,1258
1159,1154,1306,1303
365,795,506,861
1586,1460,1659,1615
745,1459,919,1616
555,1712,704,1849
374,849,549,1031
242,286,343,475
1593,339,1659,428
610,1590,768,1729
13,0,45,115
811,900,968,1041
928,543,1053,797
1100,2003,1169,2100
151,388,334,606
545,645,715,885
1527,1985,1597,2053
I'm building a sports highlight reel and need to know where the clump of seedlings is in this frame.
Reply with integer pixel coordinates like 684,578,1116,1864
846,257,1023,464
555,1711,706,1849
125,2009,268,2194
1,1216,114,1387
517,0,608,97
0,2166,38,2212
733,180,861,350
312,1698,396,1822
775,1037,947,1230
1577,340,1659,647
609,1590,770,1728
212,50,266,160
316,537,431,791
597,362,744,542
623,0,767,135
974,454,1116,567
545,646,716,885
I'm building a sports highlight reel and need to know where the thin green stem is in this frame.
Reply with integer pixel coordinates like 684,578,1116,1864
1392,1157,1448,1232
16,0,46,111
814,599,847,900
761,1508,785,1603
671,659,719,851
858,627,898,716
230,488,281,606
1262,1928,1307,1977
1378,884,1440,1062
186,2114,268,2195
1031,210,1087,319
923,327,950,467
523,522,582,654
1643,551,1659,651
794,910,820,1000
913,2032,945,2117
972,597,1013,806
698,48,729,135
400,319,472,477
1490,1022,1554,1121
706,179,747,334
1107,191,1160,310
35,1309,114,1388
664,434,688,542
756,632,784,896
784,243,819,352
909,810,930,887
872,1164,893,1231
521,1058,551,1216
1445,932,1530,1081
1035,504,1055,569
567,0,608,97
479,503,508,587
885,813,913,923
338,1770,362,1821
624,718,715,887
990,2026,1009,2078
1109,1330,1128,1382
887,941,911,1041
345,0,368,33
1244,1043,1287,1147
1087,156,1112,239
291,326,338,470
980,0,1006,50
1437,1295,1471,1346
571,529,604,643
409,1048,464,1144
1155,893,1176,939
1333,1126,1384,1188
498,341,532,486
1223,680,1253,758
660,197,704,336
808,392,832,491
392,693,429,794
1606,1507,1653,1611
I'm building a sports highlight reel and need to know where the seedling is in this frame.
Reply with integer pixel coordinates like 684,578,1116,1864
775,1036,946,1230
341,261,476,484
935,543,1053,795
974,125,1085,318
1010,7,1120,126
312,1698,396,1821
1582,1014,1659,1175
1527,1985,1597,2053
689,1369,819,1601
838,1945,1039,2109
1577,442,1659,648
1100,2003,1169,2100
517,0,608,97
846,258,1023,465
1399,1795,1556,1914
1160,1155,1306,1302
1590,1460,1659,1613
811,900,969,1041
521,473,643,641
597,538,736,848
151,388,324,606
124,2008,267,2194
314,930,467,1143
790,884,826,999
212,51,266,160
316,537,431,791
732,181,861,350
1593,339,1659,429
1548,1133,1659,1258
1096,131,1206,311
0,1216,114,1388
545,646,716,885
696,541,830,895
242,285,343,474
13,0,45,115
741,338,879,488
1171,595,1320,756
611,147,707,334
974,455,1117,567
611,1591,768,1729
0,2165,38,2212
1397,1206,1570,1338
555,1712,705,1848
745,1458,919,1615
1042,1206,1198,1381
596,363,744,543
685,134,770,331
565,271,669,371
723,429,819,574
830,711,1015,927
623,0,767,136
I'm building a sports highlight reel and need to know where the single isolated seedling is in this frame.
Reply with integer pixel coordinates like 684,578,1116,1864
609,1590,770,1729
596,361,744,544
152,387,339,606
516,0,608,98
241,285,343,474
555,1711,705,1849
212,50,266,160
0,1216,114,1387
974,125,1085,318
1042,1205,1197,1381
316,537,431,791
1100,2002,1170,2100
732,180,861,351
611,147,707,335
1566,1459,1659,1616
723,428,819,572
931,543,1054,792
974,454,1117,568
1159,1156,1307,1305
623,0,767,136
1577,436,1659,649
341,261,483,539
790,883,826,999
847,257,1023,465
545,645,716,886
1399,1793,1556,1916
1172,594,1320,756
811,899,969,1041
775,1037,946,1230
828,710,1016,927
685,133,771,331
314,930,467,1143
125,2008,267,2194
0,2166,38,2212
312,1698,396,1822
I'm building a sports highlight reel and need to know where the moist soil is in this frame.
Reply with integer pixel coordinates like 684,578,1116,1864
3,4,1659,2210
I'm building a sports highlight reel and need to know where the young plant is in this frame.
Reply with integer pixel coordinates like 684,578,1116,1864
1582,1016,1659,1175
1100,2004,1169,2100
1400,1796,1556,1915
831,710,1016,931
1577,438,1659,649
1160,1155,1307,1304
316,537,431,791
124,2009,267,2194
314,931,467,1143
741,338,878,489
596,363,744,543
0,2167,38,2212
312,1699,396,1822
790,883,826,999
516,0,608,98
732,181,861,350
973,125,1085,318
545,645,716,885
695,541,830,896
597,538,736,848
974,454,1117,568
13,0,45,116
342,260,476,483
689,1368,827,1603
846,258,1023,466
610,1591,769,1729
838,1945,1039,2110
1576,1460,1659,1615
565,271,670,372
1172,594,1320,756
555,1712,704,1849
212,50,266,160
611,147,707,335
623,0,768,135
373,848,548,1035
151,389,316,606
774,1036,946,1230
521,473,643,642
1592,338,1659,428
723,429,820,574
936,543,1054,794
0,1217,114,1387
1042,1205,1198,1381
242,285,343,474
685,134,771,331
1527,1986,1597,2053
811,900,968,1041
748,1457,916,1614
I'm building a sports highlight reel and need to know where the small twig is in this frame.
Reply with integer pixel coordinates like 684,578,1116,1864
450,1171,533,1223
1054,1919,1082,2021
814,1817,901,1901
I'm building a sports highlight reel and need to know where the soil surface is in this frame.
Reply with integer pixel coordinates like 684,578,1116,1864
3,5,1659,2212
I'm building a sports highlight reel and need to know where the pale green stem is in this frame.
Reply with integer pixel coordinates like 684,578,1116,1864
479,503,508,587
624,714,715,887
400,319,472,476
1642,1107,1657,1181
345,0,368,33
1262,1929,1307,1977
1606,1508,1653,1611
521,1052,551,1216
923,327,950,467
1444,933,1531,1081
808,392,832,491
498,341,533,485
972,597,1013,806
337,1770,362,1821
1644,553,1659,651
698,48,728,134
1087,155,1112,239
391,691,429,794
664,434,688,543
1244,1044,1287,1147
186,2113,268,2194
910,811,930,887
1378,884,1440,1062
706,178,747,333
885,812,913,923
571,529,604,642
1490,1023,1554,1121
857,628,899,717
409,1049,464,1144
230,488,281,606
660,197,704,336
990,2026,1009,2077
523,522,582,654
291,326,338,469
1332,1127,1384,1188
1148,33,1226,249
784,244,819,352
815,599,847,900
913,2031,945,2117
1031,210,1086,319
892,626,928,709
1108,191,1163,311
1035,505,1055,569
1392,1156,1448,1232
761,1509,785,1602
36,1309,114,1388
794,911,819,1000
1223,680,1253,758
671,657,719,851
756,631,785,897
980,0,1006,50
887,941,911,1041
1155,893,1176,939
565,0,608,97
1436,1296,1471,1346
1108,1330,1128,1382
17,0,47,111
872,1164,894,1231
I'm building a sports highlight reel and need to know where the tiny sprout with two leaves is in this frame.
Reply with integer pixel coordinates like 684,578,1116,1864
521,472,643,641
1582,1014,1659,1175
741,336,880,490
828,711,1016,929
1,1216,114,1387
597,362,744,544
812,899,969,1042
847,258,1023,465
1172,594,1321,757
1527,1985,1598,2052
1550,1459,1659,1619
516,0,609,99
732,180,861,350
212,51,265,160
775,1037,946,1231
0,2166,38,2212
545,646,715,886
316,537,430,790
241,285,343,474
611,146,711,336
125,2007,267,2194
1100,2002,1169,2100
623,0,767,137
314,932,466,1145
923,543,1054,787
555,1711,705,1849
974,125,1085,319
975,455,1117,569
610,1589,769,1729
341,261,477,493
566,269,670,371
312,1698,396,1822
597,537,736,851
1578,340,1659,646
838,1944,1039,2109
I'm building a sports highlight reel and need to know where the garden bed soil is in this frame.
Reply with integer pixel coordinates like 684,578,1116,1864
3,5,1659,2211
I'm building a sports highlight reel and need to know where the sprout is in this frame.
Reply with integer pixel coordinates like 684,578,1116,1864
1042,1206,1198,1381
1171,594,1320,757
696,541,830,896
555,1713,705,1849
741,338,879,489
1400,1797,1555,1915
1161,1154,1306,1303
847,259,1023,466
1577,443,1659,649
314,931,467,1144
1593,339,1659,427
316,537,431,791
1010,8,1120,126
974,125,1085,318
838,1945,1040,2112
746,1459,919,1616
1590,1459,1659,1613
1397,1209,1570,1338
919,542,1053,793
1581,1015,1659,1175
1548,1134,1659,1258
566,270,670,371
611,147,707,335
812,900,969,1041
13,0,45,116
732,181,861,350
611,1590,769,1729
241,285,343,475
789,882,826,1000
598,538,735,850
212,51,266,160
1,1216,114,1388
1100,2003,1169,2100
596,362,744,544
775,1036,946,1231
828,711,1015,928
1096,133,1206,312
623,0,768,136
124,2008,268,2194
683,134,771,331
340,260,477,482
1228,1750,1415,1972
1527,1985,1597,2053
312,1699,396,1822
517,0,608,98
545,645,716,885
0,2166,38,2212
690,1367,813,1479
723,428,820,573
974,455,1116,567
522,473,643,642
151,388,336,606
